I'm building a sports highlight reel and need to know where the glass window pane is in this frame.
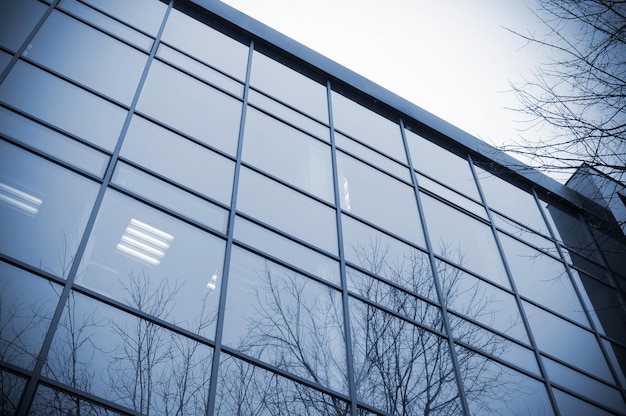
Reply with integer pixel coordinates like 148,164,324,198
476,167,550,235
80,0,167,36
500,233,588,325
421,193,509,287
0,107,109,177
0,0,46,52
223,246,347,393
162,8,248,80
0,261,60,370
456,346,554,415
0,369,26,416
121,115,234,205
417,174,487,219
350,297,461,414
234,215,340,285
0,50,11,73
251,51,327,122
112,162,229,233
216,353,349,415
237,167,338,254
406,129,479,199
26,11,147,104
338,151,423,244
332,91,406,162
544,356,626,414
243,107,333,201
156,44,244,97
0,61,127,151
341,214,434,301
603,338,626,387
0,141,99,277
436,259,528,342
524,301,613,382
44,292,214,414
137,60,242,156
492,212,560,255
553,388,615,416
30,384,126,416
77,190,225,339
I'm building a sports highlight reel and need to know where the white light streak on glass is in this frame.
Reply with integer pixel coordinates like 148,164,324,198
116,218,174,266
342,177,351,211
0,182,43,215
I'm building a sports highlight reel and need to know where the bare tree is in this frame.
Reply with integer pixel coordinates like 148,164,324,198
504,0,626,183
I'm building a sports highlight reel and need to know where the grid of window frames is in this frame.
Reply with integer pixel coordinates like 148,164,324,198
1,0,625,415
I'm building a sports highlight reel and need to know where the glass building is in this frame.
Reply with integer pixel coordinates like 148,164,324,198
1,0,625,415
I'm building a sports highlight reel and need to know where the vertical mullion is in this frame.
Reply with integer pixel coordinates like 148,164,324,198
205,38,254,416
326,83,358,416
400,120,471,415
468,156,561,416
15,1,174,414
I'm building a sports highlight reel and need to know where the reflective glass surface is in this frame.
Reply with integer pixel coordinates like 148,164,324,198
251,51,328,122
0,0,46,52
331,91,406,162
30,384,126,416
112,162,229,234
341,215,434,301
162,8,248,80
0,261,59,370
0,50,11,73
0,369,26,416
420,194,508,287
27,10,148,104
0,141,99,277
499,233,588,325
223,246,347,393
234,216,340,285
337,151,423,244
137,60,242,156
406,129,479,200
44,292,214,414
492,211,560,255
77,190,225,338
121,115,235,205
456,346,554,415
216,353,349,415
243,107,334,202
80,0,167,36
237,167,338,254
350,297,461,414
0,107,109,177
417,174,487,219
524,301,613,382
553,388,615,416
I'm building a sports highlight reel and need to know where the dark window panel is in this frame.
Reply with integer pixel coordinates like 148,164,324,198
0,141,99,277
80,0,167,36
43,292,214,414
0,0,47,52
222,246,347,393
553,388,616,416
0,49,11,73
349,297,461,414
0,369,26,416
237,167,338,254
602,338,626,387
0,61,127,152
121,115,235,205
76,190,225,339
137,60,242,156
30,384,127,416
216,353,350,415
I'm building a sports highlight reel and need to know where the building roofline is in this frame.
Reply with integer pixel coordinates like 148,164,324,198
190,0,597,212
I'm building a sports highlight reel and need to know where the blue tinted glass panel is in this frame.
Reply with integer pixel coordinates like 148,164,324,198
237,167,338,254
251,51,328,122
331,91,405,162
0,141,98,277
0,0,46,52
0,50,11,73
31,384,126,416
421,193,509,287
338,151,423,245
162,8,248,80
77,190,225,339
137,60,242,156
27,10,148,104
492,211,560,255
223,246,346,393
243,107,333,202
0,261,60,370
121,115,234,205
553,389,615,416
81,0,167,36
0,107,109,177
417,174,487,219
0,370,25,415
0,61,127,151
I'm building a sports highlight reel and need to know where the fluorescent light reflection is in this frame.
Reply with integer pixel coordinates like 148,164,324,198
0,182,43,216
206,271,218,291
342,177,351,211
116,218,174,266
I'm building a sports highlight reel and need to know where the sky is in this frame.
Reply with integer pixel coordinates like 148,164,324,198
219,0,549,152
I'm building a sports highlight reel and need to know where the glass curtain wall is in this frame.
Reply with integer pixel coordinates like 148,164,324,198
1,0,625,415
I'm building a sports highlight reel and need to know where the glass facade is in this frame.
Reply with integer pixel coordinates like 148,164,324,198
1,1,625,415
